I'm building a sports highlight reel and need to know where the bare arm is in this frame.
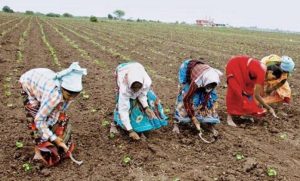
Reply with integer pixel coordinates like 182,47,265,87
254,84,271,110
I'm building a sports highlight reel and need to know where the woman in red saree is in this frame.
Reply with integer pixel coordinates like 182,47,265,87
226,55,278,127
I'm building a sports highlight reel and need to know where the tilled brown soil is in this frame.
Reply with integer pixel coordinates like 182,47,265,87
0,15,300,181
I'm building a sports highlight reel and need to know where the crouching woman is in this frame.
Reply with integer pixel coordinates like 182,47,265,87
174,59,223,143
111,62,168,140
19,62,87,166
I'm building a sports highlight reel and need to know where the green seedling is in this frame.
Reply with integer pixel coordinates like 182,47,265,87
279,133,288,140
5,91,11,97
3,83,10,89
91,109,97,113
109,132,115,139
173,178,180,181
164,108,170,113
101,120,110,127
5,77,11,82
123,156,131,164
22,163,32,172
81,91,90,100
267,167,277,177
235,153,244,160
16,141,23,148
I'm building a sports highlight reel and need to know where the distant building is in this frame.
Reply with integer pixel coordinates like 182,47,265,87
196,19,214,27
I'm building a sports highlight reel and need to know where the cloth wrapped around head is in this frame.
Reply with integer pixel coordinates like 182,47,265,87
54,62,87,92
195,68,223,87
127,68,146,88
280,56,295,73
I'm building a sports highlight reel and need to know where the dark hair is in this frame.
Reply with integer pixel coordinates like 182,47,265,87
131,81,142,89
267,64,282,79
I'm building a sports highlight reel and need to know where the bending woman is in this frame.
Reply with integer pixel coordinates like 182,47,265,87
111,62,168,140
226,55,278,127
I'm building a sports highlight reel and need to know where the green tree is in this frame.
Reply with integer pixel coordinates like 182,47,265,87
2,6,14,13
113,10,125,19
25,11,34,15
107,14,113,20
63,13,73,18
46,13,60,17
90,16,98,22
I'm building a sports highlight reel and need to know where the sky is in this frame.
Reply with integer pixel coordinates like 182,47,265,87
1,0,300,32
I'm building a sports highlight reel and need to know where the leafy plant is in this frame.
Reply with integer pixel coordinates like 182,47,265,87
235,153,244,160
90,16,98,22
5,77,11,82
267,167,277,177
102,120,110,127
5,91,11,97
164,107,170,113
109,132,115,139
123,156,131,164
22,163,32,171
83,94,90,100
16,141,23,148
279,133,288,140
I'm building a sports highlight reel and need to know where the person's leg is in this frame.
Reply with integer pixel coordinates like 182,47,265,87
172,122,180,134
227,114,237,127
110,121,120,134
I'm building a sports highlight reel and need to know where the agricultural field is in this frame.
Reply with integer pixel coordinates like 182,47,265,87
0,12,300,180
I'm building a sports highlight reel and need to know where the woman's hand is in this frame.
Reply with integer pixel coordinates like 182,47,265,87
145,107,157,119
268,107,279,118
191,116,201,131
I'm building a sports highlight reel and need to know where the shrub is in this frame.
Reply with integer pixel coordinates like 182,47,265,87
46,13,60,17
90,16,98,22
63,13,73,18
2,6,14,13
107,14,113,20
25,11,34,15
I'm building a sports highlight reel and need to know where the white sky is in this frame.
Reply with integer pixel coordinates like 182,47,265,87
1,0,300,31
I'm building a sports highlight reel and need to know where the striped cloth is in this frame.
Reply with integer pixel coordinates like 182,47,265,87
19,68,69,142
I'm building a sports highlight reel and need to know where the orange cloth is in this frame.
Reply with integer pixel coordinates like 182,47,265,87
261,55,292,104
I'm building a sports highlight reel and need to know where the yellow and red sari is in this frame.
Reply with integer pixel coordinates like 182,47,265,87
261,55,291,104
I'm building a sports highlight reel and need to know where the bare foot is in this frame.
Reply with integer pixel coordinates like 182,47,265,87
140,133,147,141
227,115,237,127
172,123,180,134
110,122,119,134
